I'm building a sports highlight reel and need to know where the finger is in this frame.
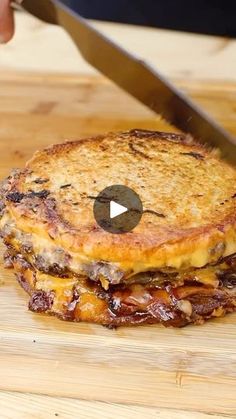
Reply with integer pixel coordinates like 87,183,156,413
0,0,15,43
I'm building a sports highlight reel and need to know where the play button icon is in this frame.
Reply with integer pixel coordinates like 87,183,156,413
110,201,128,219
93,185,143,234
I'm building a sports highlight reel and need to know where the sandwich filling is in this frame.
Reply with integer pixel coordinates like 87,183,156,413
2,227,236,327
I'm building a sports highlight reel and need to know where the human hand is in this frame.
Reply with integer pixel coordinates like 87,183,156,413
0,0,15,43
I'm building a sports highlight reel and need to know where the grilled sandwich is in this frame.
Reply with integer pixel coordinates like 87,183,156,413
1,129,236,327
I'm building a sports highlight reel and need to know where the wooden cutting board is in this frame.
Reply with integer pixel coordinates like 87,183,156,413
0,72,236,419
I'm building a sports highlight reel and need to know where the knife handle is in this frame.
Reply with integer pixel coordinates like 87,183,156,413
12,0,58,25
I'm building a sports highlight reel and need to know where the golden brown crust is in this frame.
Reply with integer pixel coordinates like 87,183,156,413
1,129,236,279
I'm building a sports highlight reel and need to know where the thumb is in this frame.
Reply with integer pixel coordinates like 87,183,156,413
0,0,14,43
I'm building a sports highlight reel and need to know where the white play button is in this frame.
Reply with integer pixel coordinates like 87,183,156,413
93,185,143,234
110,200,128,219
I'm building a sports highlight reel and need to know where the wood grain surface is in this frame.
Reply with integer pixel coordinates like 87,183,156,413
1,11,236,82
0,72,236,419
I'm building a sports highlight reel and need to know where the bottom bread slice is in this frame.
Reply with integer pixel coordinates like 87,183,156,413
6,251,236,328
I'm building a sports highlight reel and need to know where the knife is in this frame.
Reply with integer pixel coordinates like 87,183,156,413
18,0,236,165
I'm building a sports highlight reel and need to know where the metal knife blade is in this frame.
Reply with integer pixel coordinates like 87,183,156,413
21,0,236,165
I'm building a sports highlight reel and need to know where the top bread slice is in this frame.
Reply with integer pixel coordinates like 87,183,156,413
1,129,236,279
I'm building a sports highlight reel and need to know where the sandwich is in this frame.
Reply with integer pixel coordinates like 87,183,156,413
0,129,236,327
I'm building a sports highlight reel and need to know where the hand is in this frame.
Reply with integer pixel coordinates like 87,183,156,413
0,0,14,43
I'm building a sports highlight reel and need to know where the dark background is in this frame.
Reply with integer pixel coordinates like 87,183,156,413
65,0,236,37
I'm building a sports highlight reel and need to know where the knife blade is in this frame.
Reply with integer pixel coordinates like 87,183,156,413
21,0,236,165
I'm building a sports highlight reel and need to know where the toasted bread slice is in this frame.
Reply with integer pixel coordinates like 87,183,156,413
1,129,236,283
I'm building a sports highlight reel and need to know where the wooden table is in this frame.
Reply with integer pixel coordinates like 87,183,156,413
0,11,236,81
0,11,236,419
